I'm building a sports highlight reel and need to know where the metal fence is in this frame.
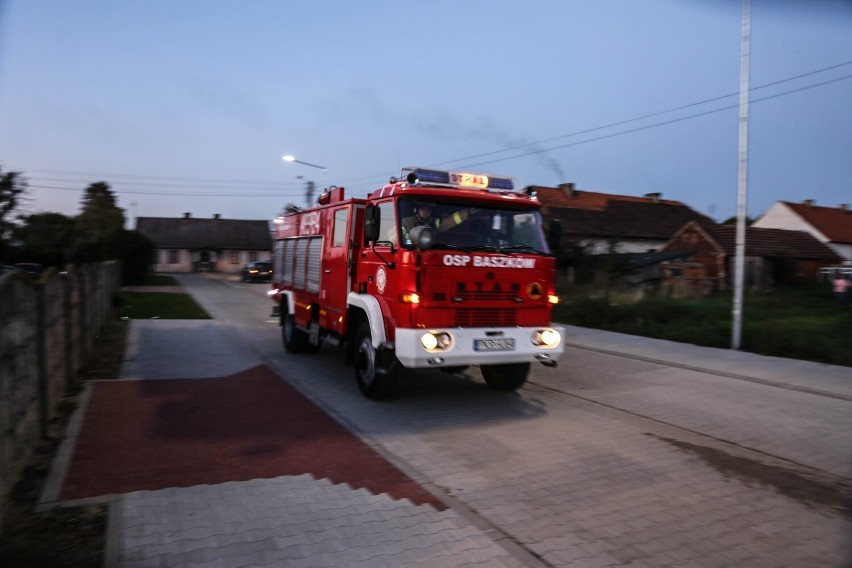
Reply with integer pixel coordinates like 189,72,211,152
0,261,120,527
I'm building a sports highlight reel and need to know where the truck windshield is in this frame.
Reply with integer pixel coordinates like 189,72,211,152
397,198,551,254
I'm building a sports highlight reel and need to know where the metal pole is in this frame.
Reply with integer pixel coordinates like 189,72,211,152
732,0,750,350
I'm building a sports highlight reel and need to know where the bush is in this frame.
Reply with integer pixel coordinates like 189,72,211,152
553,286,850,367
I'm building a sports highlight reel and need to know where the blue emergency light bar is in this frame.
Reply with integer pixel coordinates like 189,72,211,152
402,167,515,191
410,168,450,185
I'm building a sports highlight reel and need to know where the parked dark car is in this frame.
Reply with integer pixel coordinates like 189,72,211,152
241,261,272,282
4,262,44,276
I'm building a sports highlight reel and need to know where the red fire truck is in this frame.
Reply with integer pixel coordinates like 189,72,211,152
269,167,565,399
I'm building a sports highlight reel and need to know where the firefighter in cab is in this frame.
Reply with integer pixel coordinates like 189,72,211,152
401,202,438,244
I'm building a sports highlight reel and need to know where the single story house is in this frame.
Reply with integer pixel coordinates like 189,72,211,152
534,183,716,254
752,200,852,264
661,221,843,288
136,213,272,274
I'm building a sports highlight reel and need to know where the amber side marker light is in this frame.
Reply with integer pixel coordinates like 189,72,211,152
399,291,421,304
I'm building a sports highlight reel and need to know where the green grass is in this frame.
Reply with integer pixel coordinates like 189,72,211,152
554,284,852,367
114,291,210,319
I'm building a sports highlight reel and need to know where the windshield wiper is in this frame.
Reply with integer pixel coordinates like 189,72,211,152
500,244,549,255
465,245,500,253
430,242,468,251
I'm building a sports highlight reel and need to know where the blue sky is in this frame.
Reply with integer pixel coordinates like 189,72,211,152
1,0,850,225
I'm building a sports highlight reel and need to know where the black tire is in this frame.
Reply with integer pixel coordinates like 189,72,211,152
282,312,310,353
481,363,530,391
354,322,397,400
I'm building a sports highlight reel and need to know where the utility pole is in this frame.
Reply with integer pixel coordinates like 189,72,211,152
305,181,315,208
732,0,750,350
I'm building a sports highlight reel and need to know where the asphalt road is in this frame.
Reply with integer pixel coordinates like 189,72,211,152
172,273,852,567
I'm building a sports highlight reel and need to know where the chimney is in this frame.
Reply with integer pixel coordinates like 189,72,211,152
803,199,814,207
645,192,662,203
839,204,849,211
213,213,221,219
183,212,191,219
558,182,575,197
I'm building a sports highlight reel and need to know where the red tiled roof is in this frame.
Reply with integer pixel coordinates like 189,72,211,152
783,202,852,244
705,224,842,260
535,186,714,240
534,186,686,210
136,216,271,250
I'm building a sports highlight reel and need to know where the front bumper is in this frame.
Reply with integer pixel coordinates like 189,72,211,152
393,325,565,369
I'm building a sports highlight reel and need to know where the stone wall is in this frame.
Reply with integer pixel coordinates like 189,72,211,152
0,261,120,528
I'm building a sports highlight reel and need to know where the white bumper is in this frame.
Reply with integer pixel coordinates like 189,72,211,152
393,325,565,369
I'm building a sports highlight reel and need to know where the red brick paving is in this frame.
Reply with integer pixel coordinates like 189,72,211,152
61,365,445,509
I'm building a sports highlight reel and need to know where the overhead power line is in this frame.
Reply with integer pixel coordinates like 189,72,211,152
456,72,852,170
431,60,852,169
16,60,852,198
27,184,307,198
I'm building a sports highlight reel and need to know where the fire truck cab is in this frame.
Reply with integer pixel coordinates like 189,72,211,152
270,167,565,399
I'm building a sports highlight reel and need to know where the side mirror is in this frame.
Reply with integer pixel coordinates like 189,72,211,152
364,205,379,245
547,219,563,252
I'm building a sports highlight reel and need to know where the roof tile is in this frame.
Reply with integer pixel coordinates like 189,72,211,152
136,217,271,250
784,201,852,244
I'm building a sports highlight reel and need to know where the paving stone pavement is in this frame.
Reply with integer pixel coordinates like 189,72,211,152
45,319,543,568
45,275,852,567
283,367,852,568
115,476,522,568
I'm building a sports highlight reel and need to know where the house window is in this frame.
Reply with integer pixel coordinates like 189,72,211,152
168,250,179,264
332,208,348,247
229,251,239,264
248,251,258,262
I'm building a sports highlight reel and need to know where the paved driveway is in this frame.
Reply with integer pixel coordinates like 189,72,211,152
48,273,852,567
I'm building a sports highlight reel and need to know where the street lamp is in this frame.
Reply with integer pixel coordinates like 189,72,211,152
281,154,328,171
282,154,328,207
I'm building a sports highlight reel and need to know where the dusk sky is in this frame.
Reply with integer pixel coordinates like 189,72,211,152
1,1,850,226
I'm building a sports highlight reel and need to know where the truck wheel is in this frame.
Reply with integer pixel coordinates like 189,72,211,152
282,313,309,353
354,322,397,400
481,363,530,391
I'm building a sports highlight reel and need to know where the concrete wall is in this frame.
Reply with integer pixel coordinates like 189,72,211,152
0,261,120,528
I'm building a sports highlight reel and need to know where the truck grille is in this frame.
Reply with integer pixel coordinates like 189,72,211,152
458,290,518,301
454,308,517,327
432,283,521,303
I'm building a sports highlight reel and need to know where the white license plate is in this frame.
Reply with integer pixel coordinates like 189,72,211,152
474,338,515,352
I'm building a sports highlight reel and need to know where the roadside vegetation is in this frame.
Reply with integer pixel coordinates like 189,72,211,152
554,283,852,367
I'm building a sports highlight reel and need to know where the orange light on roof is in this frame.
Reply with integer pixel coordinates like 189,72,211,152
450,172,489,189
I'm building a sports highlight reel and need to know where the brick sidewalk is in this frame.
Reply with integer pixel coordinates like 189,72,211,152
61,365,444,510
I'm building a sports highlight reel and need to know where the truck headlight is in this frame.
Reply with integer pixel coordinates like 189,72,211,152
533,328,561,348
420,331,453,351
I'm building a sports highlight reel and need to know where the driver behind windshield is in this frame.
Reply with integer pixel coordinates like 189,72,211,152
401,203,437,243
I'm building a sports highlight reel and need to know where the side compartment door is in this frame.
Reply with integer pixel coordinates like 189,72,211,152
321,206,353,335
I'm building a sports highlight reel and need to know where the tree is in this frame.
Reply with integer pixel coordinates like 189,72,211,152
76,182,125,242
722,215,754,226
105,229,155,285
74,182,126,261
0,168,27,262
12,212,75,266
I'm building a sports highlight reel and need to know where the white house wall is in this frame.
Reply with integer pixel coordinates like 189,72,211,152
151,249,272,273
753,202,827,239
753,202,849,263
